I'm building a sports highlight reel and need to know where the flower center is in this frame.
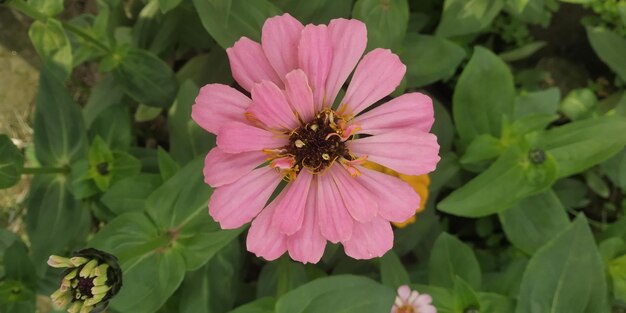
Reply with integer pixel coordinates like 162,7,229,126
397,305,416,313
75,277,95,298
271,109,358,178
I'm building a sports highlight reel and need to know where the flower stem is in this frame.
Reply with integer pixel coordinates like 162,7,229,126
22,166,69,175
6,0,111,53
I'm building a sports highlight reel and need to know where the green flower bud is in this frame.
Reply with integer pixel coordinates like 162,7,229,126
48,248,122,313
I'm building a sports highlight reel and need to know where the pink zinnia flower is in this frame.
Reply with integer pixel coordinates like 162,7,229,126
391,285,436,313
192,14,440,263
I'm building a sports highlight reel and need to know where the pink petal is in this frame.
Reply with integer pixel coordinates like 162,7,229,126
325,19,367,107
298,24,332,107
285,69,317,122
209,166,281,229
247,194,288,261
414,294,433,306
203,147,267,187
349,130,440,176
397,285,412,301
417,305,437,313
262,13,304,79
217,122,288,153
227,37,282,92
272,171,313,235
340,49,406,115
249,81,299,130
192,84,251,134
287,179,327,263
356,166,420,223
329,166,377,222
342,216,393,259
353,93,434,135
317,169,354,243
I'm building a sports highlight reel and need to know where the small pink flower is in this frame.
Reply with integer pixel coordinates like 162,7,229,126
391,285,437,313
192,14,440,263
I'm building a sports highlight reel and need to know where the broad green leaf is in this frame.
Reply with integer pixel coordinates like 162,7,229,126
428,233,482,289
460,134,503,165
402,33,466,88
560,88,597,121
0,135,23,189
505,0,550,25
499,191,570,254
453,276,480,312
453,46,515,147
192,0,282,49
0,241,37,313
175,50,233,87
432,100,455,153
352,0,409,51
157,147,180,181
88,104,133,149
586,26,626,81
258,258,308,298
26,175,91,274
498,41,547,62
27,0,64,16
438,146,557,217
536,116,626,178
28,19,72,81
601,150,626,189
229,298,276,313
88,136,115,191
477,292,516,313
514,87,560,119
411,284,455,313
276,275,395,313
608,254,626,304
33,69,88,166
135,104,162,122
436,0,504,38
483,257,528,297
0,229,18,276
158,0,183,13
584,170,609,198
515,216,608,313
379,250,410,288
271,0,353,24
168,80,215,163
101,174,162,215
83,75,125,127
91,213,186,313
109,47,178,108
179,240,241,313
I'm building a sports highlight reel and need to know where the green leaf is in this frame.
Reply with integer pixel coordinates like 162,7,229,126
33,69,88,166
460,134,503,165
271,0,353,24
438,146,558,217
179,240,241,313
453,46,515,147
158,0,183,13
275,275,395,313
411,284,455,313
498,41,547,62
0,135,24,189
28,19,72,81
453,276,480,312
176,49,233,87
560,88,597,121
435,0,504,38
515,216,608,313
168,80,216,163
352,0,409,51
89,104,133,150
83,75,125,127
110,47,178,108
26,175,91,274
536,116,626,178
157,147,180,181
586,26,626,82
91,213,186,313
101,174,162,215
258,258,308,298
402,33,466,88
135,104,162,122
379,250,410,288
0,241,37,313
477,292,516,313
514,87,560,119
608,254,626,304
428,233,482,290
192,0,282,49
27,0,64,16
601,150,626,189
229,298,276,313
499,191,570,254
88,136,115,191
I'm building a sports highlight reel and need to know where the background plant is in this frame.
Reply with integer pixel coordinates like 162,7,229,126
1,0,626,312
